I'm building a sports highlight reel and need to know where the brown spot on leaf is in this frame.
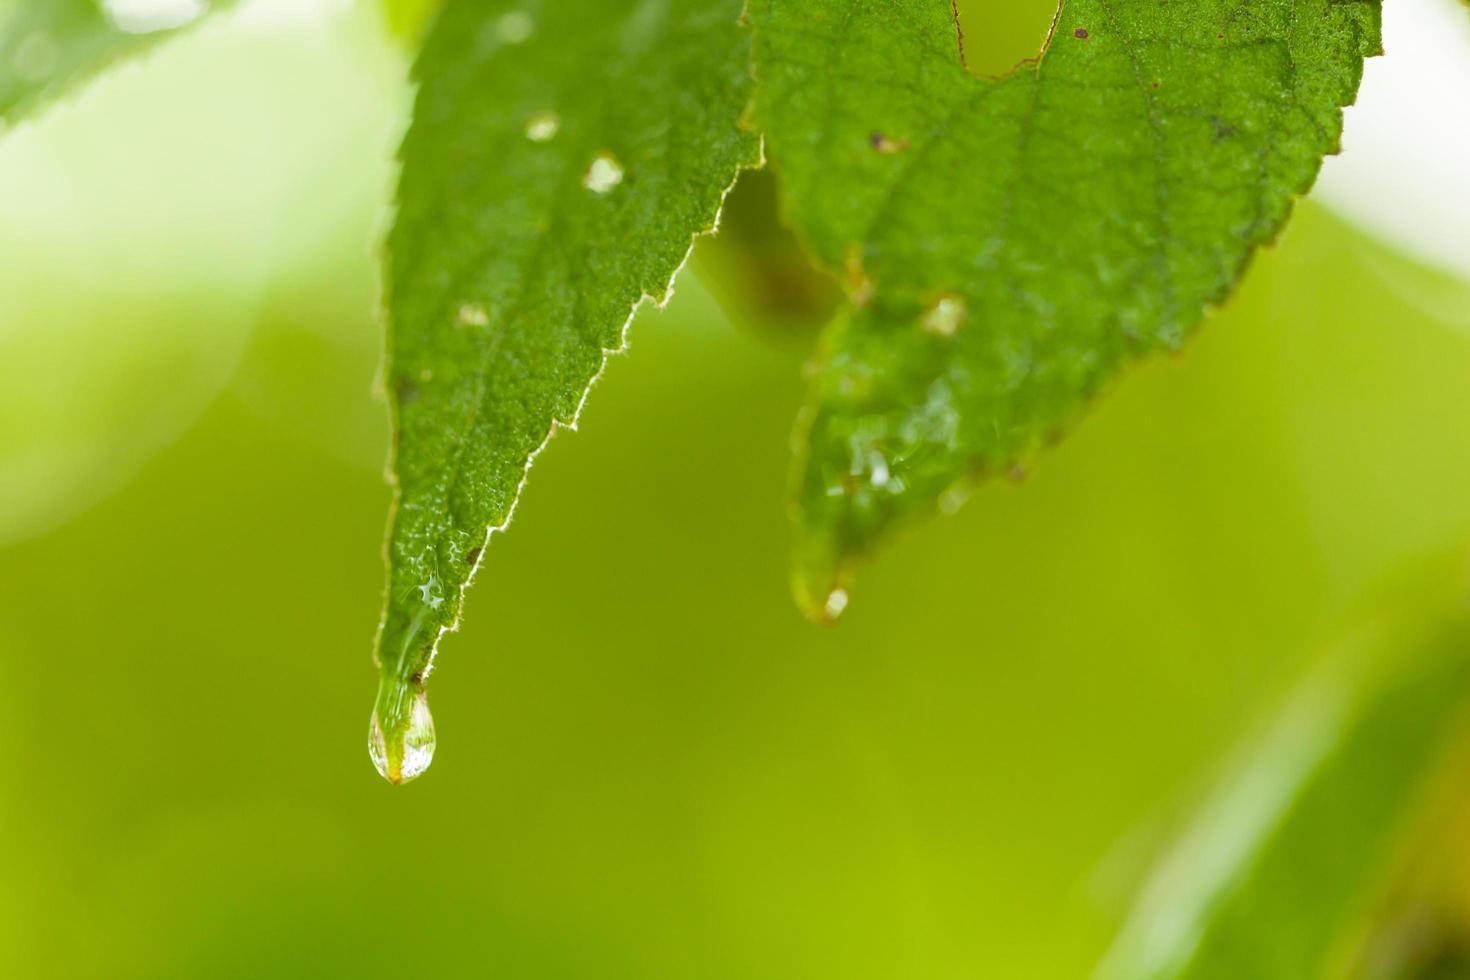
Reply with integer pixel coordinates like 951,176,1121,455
1073,27,1089,39
869,132,908,155
465,547,482,566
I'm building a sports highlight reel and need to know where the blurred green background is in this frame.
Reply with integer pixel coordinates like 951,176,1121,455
4,2,1470,977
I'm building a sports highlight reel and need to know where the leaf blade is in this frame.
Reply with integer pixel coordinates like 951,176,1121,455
379,0,442,46
746,0,1382,618
0,0,225,128
375,0,759,782
1095,610,1470,979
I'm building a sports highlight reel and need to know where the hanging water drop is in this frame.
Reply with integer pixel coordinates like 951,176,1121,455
369,685,436,785
583,153,624,193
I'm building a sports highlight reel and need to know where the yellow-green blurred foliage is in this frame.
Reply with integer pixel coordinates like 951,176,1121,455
2,3,1469,978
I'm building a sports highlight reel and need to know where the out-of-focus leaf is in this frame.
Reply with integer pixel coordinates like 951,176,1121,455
746,0,1382,619
379,0,441,46
1095,601,1470,980
374,0,759,783
0,0,225,128
0,2,386,546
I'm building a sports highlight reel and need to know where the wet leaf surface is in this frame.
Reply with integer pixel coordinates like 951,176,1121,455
377,0,759,781
747,0,1382,617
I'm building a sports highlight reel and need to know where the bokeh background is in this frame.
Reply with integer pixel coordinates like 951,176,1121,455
3,1,1470,977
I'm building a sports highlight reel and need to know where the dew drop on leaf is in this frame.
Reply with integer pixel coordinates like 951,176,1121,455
922,295,965,337
869,453,890,488
494,11,535,45
523,111,559,143
456,302,489,326
583,153,624,193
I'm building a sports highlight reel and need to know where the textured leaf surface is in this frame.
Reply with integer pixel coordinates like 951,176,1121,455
1096,609,1470,979
0,0,221,127
747,0,1381,618
375,0,759,782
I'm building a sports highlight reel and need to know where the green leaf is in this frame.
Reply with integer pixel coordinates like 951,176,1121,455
374,0,760,783
379,0,442,46
1095,603,1470,979
746,0,1382,620
0,0,224,128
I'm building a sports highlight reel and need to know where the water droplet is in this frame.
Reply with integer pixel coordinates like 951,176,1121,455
416,573,446,609
369,689,436,785
922,296,966,337
583,153,624,194
495,11,535,44
524,111,560,143
870,457,891,488
457,302,489,326
792,548,852,624
102,0,205,33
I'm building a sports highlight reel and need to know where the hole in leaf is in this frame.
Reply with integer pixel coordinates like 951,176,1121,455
693,169,843,341
953,0,1063,77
